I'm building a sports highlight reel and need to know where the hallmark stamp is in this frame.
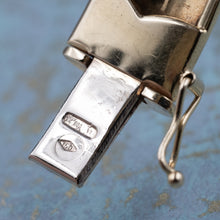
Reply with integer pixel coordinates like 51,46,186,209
62,113,97,139
58,139,77,152
56,134,85,161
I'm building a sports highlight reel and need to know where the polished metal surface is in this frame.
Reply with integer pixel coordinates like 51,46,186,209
68,0,220,101
158,72,204,187
63,46,92,71
30,58,141,186
68,0,198,98
129,0,209,25
141,85,173,115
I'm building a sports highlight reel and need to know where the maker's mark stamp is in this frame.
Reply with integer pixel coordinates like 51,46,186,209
62,113,97,139
58,139,77,152
55,134,85,161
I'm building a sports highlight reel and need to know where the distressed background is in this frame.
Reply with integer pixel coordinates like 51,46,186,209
0,1,220,219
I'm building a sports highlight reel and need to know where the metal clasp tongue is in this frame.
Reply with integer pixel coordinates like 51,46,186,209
158,72,204,188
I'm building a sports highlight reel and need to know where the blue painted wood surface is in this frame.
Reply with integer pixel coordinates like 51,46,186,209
0,1,220,219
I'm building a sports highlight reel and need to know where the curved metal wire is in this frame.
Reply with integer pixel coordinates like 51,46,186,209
158,72,204,187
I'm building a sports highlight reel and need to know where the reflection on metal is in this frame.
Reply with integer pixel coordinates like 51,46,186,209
63,46,92,71
62,113,97,139
158,72,204,187
58,139,77,152
129,0,211,27
141,85,173,115
30,58,140,185
55,134,85,161
68,0,219,98
30,0,220,187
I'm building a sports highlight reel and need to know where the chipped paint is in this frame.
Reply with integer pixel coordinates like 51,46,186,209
0,182,11,209
184,149,220,159
32,178,43,185
154,193,169,208
103,198,111,220
103,214,109,220
195,135,219,145
124,188,138,206
34,194,41,200
31,207,39,220
154,193,176,210
13,158,31,165
199,199,220,217
65,185,77,198
2,179,12,188
12,60,65,136
50,208,59,215
117,165,158,180
105,198,111,209
0,190,9,199
0,199,6,207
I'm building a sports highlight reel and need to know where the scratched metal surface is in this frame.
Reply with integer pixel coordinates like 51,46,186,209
0,1,220,220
